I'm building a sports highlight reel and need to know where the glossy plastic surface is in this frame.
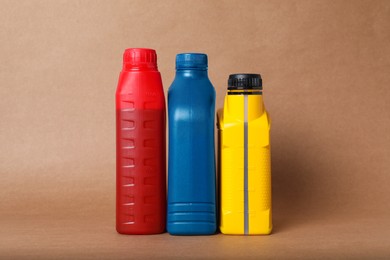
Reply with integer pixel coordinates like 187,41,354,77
116,48,166,234
218,93,272,235
167,54,217,235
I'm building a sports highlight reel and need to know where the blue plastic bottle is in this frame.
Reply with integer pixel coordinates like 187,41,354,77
167,53,217,235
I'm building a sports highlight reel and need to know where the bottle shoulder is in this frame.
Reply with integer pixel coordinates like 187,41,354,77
169,79,215,97
116,71,165,110
218,109,270,128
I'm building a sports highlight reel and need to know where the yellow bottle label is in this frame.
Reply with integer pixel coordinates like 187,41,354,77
218,93,272,235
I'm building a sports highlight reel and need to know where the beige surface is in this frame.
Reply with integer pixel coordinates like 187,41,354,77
1,0,390,258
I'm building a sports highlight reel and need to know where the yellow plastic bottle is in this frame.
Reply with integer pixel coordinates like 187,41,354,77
218,74,272,235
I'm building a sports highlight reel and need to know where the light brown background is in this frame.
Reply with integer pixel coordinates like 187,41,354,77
1,0,390,259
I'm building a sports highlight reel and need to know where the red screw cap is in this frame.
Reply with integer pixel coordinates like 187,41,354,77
123,48,157,71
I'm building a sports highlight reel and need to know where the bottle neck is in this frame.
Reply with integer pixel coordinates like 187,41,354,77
227,89,262,95
225,94,265,120
122,64,158,72
175,69,208,78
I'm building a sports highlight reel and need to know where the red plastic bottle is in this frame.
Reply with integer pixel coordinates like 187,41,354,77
116,48,166,234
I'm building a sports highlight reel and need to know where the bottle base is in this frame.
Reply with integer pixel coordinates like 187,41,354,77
167,223,216,236
116,225,165,235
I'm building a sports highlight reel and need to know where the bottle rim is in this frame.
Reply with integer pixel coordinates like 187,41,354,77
176,53,208,70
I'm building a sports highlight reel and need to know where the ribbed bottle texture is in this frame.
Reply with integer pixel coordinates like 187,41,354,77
167,53,217,235
116,48,166,235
